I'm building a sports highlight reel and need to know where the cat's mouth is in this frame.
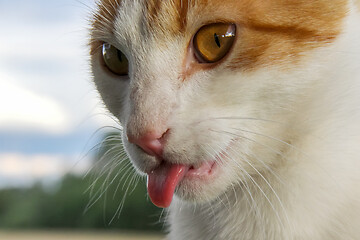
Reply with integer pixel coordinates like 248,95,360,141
146,160,217,208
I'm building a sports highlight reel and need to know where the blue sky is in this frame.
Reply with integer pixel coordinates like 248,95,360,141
0,0,117,188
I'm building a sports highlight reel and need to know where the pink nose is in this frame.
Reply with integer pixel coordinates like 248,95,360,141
127,131,167,157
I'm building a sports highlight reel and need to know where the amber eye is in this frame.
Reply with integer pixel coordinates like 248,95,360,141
193,23,236,63
102,43,129,76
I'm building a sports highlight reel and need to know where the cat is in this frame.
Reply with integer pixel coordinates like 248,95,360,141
90,0,360,239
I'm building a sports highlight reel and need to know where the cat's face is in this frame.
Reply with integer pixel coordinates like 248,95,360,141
91,0,347,207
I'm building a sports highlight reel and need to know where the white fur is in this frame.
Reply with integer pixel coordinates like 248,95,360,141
91,1,360,239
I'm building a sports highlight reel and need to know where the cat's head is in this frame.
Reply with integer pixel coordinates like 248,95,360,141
90,0,348,207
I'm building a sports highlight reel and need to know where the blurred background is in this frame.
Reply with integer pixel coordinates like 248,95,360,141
0,0,163,239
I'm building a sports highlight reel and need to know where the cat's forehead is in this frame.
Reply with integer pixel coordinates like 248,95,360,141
92,0,347,36
91,0,347,70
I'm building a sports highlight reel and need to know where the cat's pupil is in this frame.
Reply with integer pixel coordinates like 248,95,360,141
214,33,221,48
117,50,123,62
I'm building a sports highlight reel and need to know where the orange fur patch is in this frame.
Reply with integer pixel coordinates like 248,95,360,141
145,0,192,34
185,0,348,71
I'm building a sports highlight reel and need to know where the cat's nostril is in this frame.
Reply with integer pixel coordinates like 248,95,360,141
127,130,168,157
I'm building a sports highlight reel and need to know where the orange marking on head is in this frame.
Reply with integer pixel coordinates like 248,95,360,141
145,0,162,23
144,0,193,35
183,0,348,72
178,0,189,31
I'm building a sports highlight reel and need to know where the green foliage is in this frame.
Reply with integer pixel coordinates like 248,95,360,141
0,132,163,232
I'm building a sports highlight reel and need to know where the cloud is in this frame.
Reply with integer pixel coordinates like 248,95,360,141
0,77,72,134
0,1,115,189
0,152,91,188
0,0,108,134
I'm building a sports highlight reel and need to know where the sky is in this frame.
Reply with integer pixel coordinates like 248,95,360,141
0,0,117,188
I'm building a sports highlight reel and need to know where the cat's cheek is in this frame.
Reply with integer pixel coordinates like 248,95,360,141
91,56,130,121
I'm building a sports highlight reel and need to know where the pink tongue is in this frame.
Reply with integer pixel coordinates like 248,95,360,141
147,163,188,208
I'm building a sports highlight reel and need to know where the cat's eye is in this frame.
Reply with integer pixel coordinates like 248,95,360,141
193,23,236,63
102,43,129,76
